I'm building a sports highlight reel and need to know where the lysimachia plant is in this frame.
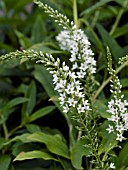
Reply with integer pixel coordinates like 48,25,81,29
0,0,128,170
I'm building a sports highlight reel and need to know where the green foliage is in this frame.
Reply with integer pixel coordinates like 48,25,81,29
0,0,128,169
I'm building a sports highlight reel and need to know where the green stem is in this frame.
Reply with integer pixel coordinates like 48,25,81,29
73,0,78,28
79,115,104,169
8,124,23,138
3,122,9,141
93,60,128,100
110,0,128,35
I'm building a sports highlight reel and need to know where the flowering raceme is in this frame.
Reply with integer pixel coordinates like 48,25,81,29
107,48,128,142
1,1,128,169
52,28,97,115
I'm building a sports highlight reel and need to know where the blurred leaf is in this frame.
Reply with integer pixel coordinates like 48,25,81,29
14,150,58,162
28,132,70,159
12,0,32,12
93,100,111,118
80,0,113,16
71,138,93,169
22,81,37,122
96,23,123,61
31,15,47,44
119,142,128,168
81,19,104,52
26,124,41,133
0,42,15,52
30,42,63,54
33,65,61,112
116,0,128,7
29,105,56,122
0,137,6,149
0,108,16,125
112,25,128,38
120,78,128,88
0,155,11,170
15,30,31,49
0,97,29,112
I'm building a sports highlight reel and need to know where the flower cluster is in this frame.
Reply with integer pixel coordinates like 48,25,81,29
56,29,96,76
52,29,97,114
107,48,128,142
40,55,91,114
33,0,96,116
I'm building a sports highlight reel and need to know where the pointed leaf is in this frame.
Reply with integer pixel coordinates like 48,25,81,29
0,137,6,149
71,138,93,169
14,150,58,162
1,97,29,112
119,142,128,168
0,155,11,170
96,23,123,61
29,106,56,122
93,100,111,118
27,132,70,159
22,81,36,120
80,0,113,16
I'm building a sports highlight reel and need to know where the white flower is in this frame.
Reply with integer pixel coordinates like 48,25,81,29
68,97,77,107
77,70,86,78
72,62,78,70
65,83,75,94
116,124,124,133
110,162,115,169
77,104,85,113
116,133,124,142
106,125,114,133
75,91,84,98
59,93,66,105
63,104,69,113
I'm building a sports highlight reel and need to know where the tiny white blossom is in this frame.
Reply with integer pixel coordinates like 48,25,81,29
65,83,75,94
110,163,115,169
77,104,85,113
63,104,69,113
68,98,77,107
116,133,124,142
106,125,114,133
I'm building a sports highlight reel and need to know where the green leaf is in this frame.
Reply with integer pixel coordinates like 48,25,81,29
27,132,70,159
15,30,31,48
80,0,113,16
119,142,128,168
0,137,6,149
13,0,32,12
71,138,93,169
14,150,58,162
96,23,123,61
98,121,117,154
31,15,47,44
120,78,128,88
0,97,29,112
4,133,31,145
29,106,56,122
112,25,128,38
0,155,11,170
26,124,41,133
30,42,63,54
22,81,37,121
93,100,111,118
